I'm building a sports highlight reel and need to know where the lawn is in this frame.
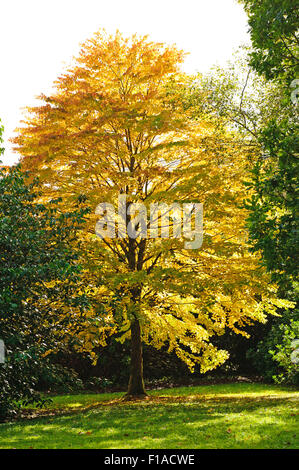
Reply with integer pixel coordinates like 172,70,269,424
0,383,298,449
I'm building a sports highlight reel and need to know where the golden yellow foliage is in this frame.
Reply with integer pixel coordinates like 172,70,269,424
13,31,293,377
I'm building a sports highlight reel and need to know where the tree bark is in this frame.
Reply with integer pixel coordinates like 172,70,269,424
125,319,147,397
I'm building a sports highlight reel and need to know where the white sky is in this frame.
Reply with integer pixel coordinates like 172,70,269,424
0,0,249,165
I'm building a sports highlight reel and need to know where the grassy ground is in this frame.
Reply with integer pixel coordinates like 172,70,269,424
0,383,298,449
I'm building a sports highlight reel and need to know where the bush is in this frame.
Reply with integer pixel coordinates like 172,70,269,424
36,362,84,393
246,308,299,384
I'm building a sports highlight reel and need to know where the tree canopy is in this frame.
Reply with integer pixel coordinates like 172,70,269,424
13,32,293,396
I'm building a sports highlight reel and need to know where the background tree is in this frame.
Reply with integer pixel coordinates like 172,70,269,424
236,0,299,292
13,32,292,397
239,0,299,83
179,54,298,292
0,119,4,156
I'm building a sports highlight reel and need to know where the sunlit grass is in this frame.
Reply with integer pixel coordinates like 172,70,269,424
0,383,298,449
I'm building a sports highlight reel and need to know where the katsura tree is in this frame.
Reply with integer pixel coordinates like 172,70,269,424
13,32,292,397
0,163,91,418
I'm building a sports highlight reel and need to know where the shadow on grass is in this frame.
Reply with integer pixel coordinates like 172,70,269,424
0,389,298,449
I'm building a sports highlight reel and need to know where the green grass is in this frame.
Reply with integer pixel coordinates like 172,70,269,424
0,383,298,449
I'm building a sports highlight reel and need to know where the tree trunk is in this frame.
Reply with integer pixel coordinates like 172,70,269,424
125,319,147,397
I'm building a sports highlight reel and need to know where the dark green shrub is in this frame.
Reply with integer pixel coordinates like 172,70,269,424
247,308,299,384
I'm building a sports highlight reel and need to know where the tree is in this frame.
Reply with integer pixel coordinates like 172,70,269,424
0,119,4,156
182,56,298,292
237,1,299,291
239,0,299,83
246,306,299,384
13,32,292,397
0,163,90,419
